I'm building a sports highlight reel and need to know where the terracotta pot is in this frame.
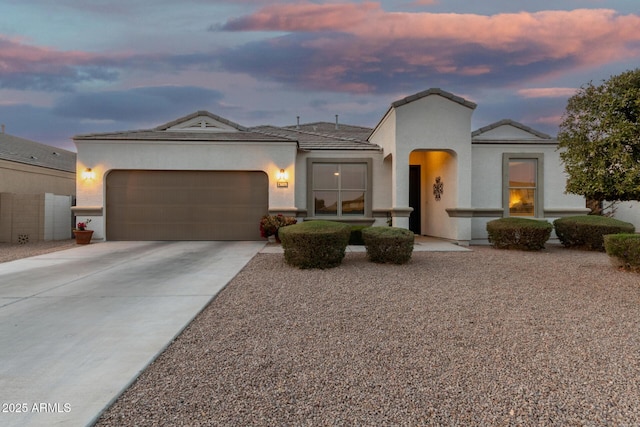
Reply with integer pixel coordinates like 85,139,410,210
73,230,94,245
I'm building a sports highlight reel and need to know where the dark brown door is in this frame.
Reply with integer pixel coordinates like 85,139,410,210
409,165,421,234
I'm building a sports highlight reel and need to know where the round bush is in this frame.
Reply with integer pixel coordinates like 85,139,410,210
278,220,351,269
554,215,635,251
486,217,553,251
362,227,414,264
604,233,640,272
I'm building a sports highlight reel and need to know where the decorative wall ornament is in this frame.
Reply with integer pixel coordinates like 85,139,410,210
433,176,444,201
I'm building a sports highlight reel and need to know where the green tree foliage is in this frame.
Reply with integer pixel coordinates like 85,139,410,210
558,68,640,201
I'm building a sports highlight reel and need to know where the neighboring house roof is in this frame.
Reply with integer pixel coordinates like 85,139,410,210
0,132,76,173
252,124,380,151
472,119,555,143
392,88,477,110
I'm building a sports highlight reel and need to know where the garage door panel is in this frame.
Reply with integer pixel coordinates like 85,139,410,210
106,170,268,241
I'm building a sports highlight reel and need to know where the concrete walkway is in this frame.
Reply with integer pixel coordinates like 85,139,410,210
260,236,472,253
0,241,265,427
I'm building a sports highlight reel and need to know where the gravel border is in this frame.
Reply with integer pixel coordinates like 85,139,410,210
94,245,640,426
0,239,77,264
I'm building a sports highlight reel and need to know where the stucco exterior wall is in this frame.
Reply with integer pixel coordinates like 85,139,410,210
295,150,387,226
410,150,459,240
372,94,474,240
470,143,588,242
609,201,640,230
0,159,75,195
75,139,297,240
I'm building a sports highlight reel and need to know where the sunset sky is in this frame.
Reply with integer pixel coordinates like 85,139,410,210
1,0,638,151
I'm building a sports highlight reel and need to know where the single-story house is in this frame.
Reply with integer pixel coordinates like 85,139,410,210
0,128,76,242
74,88,595,244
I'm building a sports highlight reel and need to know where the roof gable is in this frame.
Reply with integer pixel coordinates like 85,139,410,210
74,111,294,142
155,111,247,132
392,88,477,110
472,119,552,142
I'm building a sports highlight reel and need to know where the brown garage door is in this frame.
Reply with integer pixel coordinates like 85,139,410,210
106,170,268,240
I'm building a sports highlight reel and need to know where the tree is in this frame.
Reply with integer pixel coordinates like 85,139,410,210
558,68,640,202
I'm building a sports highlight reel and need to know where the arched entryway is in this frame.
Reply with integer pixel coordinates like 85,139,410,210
409,150,458,239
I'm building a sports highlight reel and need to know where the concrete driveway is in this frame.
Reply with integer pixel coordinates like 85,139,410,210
0,241,265,427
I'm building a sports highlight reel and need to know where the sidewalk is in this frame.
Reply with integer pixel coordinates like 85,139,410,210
260,236,471,253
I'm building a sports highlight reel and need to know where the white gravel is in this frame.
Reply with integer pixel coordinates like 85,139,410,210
89,244,640,426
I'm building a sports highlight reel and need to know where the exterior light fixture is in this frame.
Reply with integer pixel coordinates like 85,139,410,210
277,168,288,188
82,168,95,180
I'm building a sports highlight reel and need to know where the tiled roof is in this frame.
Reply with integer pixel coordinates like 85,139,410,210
74,111,379,150
472,119,553,140
0,132,76,173
75,110,294,143
283,121,373,141
252,125,381,151
74,129,293,143
392,88,477,110
155,111,248,131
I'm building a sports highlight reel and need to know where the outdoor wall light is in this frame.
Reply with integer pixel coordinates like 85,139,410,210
82,168,95,181
277,168,288,188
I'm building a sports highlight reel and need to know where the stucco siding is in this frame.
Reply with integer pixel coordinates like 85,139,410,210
0,159,75,195
75,139,297,240
295,150,386,224
609,201,640,230
470,143,588,242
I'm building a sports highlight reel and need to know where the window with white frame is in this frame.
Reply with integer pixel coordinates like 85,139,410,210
309,160,370,217
503,154,544,217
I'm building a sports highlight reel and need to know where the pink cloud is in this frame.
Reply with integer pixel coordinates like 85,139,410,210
223,2,380,32
223,4,640,68
533,115,564,126
0,36,96,73
518,88,578,98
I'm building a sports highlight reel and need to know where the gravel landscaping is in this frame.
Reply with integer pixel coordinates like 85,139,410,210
93,245,640,426
0,239,76,263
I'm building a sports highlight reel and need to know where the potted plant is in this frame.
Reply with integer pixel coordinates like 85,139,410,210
73,219,93,244
259,214,297,242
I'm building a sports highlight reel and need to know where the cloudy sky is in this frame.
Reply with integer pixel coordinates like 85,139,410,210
1,0,639,151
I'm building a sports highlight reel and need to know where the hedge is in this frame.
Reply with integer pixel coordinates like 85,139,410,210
604,233,640,272
554,215,635,251
362,227,414,264
486,217,553,251
278,220,351,269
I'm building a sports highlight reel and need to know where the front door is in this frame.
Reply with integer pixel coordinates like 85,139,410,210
409,165,421,234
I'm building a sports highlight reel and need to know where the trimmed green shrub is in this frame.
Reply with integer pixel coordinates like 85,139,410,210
604,234,640,272
260,214,297,239
348,225,369,245
278,220,351,269
554,215,635,251
362,227,414,264
486,217,553,251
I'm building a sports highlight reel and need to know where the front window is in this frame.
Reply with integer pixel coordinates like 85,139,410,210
503,154,543,218
508,159,537,216
312,162,367,216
